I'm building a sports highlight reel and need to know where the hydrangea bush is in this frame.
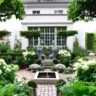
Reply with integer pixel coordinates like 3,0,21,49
0,59,19,83
58,49,71,65
73,58,96,82
22,51,36,64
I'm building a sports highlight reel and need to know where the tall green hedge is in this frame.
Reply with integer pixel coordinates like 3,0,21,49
86,33,94,50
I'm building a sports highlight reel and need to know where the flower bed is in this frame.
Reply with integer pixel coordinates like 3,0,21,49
23,51,36,65
73,58,96,82
58,49,71,66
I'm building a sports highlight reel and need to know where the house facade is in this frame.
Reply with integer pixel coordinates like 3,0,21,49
21,0,74,50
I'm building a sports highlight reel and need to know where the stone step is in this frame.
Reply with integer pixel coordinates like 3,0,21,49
36,84,57,96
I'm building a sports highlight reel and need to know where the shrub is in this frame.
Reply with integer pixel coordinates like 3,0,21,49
56,79,66,89
73,38,87,57
0,43,10,53
0,55,13,64
22,51,36,64
0,59,19,83
60,81,96,96
53,59,59,64
73,58,96,82
58,49,71,66
27,80,37,89
50,63,56,71
86,33,94,50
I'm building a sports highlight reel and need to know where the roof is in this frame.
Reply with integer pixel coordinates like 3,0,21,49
23,0,71,4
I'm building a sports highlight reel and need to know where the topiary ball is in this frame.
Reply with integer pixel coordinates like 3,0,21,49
27,80,37,89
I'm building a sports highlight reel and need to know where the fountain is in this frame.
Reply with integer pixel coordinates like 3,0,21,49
34,71,60,84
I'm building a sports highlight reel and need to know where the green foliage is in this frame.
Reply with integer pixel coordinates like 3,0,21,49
0,30,10,38
57,30,77,37
77,65,96,82
86,33,94,50
0,55,13,64
23,51,36,65
68,0,96,22
56,79,66,89
20,30,41,38
0,0,25,21
14,81,33,96
0,80,9,86
0,81,33,96
93,33,96,52
73,38,87,57
60,81,96,96
0,0,4,4
50,63,56,71
52,59,59,64
27,80,37,89
0,43,10,53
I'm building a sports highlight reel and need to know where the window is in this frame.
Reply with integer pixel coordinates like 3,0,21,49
40,27,55,46
28,27,38,46
32,11,40,14
54,10,63,14
57,27,67,46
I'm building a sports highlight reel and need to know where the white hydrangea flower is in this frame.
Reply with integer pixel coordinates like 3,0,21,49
0,59,7,66
82,64,89,70
58,49,71,57
89,52,95,56
29,64,41,69
55,64,66,69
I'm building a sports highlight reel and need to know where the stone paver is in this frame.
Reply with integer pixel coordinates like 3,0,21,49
16,70,35,82
36,84,57,96
16,70,75,96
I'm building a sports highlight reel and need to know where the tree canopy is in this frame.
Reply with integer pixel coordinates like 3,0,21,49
68,0,96,22
0,0,25,21
0,0,4,4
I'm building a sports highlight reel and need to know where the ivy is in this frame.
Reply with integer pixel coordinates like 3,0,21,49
20,30,41,38
57,30,78,37
0,30,10,38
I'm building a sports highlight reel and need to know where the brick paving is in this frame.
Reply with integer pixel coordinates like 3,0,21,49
16,69,74,96
36,84,57,96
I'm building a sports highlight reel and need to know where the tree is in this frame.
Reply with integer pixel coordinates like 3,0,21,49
68,0,96,22
0,0,25,21
0,0,4,4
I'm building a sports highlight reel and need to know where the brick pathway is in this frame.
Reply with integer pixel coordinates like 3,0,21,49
36,84,57,96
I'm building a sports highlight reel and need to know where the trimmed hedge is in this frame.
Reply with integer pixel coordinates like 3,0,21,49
57,30,78,37
86,33,94,50
20,30,41,38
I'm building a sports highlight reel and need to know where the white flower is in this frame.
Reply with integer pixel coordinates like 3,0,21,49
0,59,7,66
55,64,66,69
58,49,71,57
89,52,95,56
23,51,36,58
82,64,89,70
29,64,41,69
73,62,82,70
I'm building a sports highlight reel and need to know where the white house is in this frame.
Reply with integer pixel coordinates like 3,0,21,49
21,0,75,50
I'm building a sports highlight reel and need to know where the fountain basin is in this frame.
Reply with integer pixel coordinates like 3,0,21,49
34,71,60,84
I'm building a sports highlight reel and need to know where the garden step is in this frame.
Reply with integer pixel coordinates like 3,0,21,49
36,84,57,96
